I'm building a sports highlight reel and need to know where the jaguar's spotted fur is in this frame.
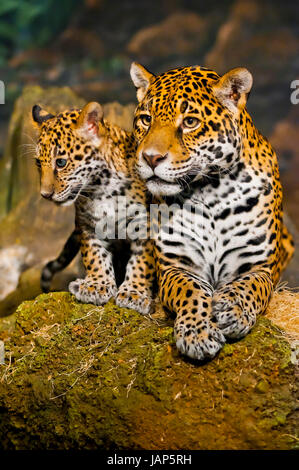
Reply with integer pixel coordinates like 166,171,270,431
130,63,294,360
33,102,155,314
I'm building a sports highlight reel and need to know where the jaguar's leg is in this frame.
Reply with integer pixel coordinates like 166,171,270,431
158,264,225,361
69,229,117,305
212,269,273,339
116,239,155,314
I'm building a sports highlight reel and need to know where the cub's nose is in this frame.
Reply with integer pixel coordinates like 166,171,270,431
142,152,167,170
41,190,54,200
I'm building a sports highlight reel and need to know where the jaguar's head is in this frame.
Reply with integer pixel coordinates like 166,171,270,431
32,102,105,206
130,63,252,197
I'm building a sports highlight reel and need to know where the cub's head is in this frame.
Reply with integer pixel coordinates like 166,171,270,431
130,63,252,197
32,102,105,206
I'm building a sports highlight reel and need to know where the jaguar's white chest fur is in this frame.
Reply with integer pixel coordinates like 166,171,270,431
154,167,271,288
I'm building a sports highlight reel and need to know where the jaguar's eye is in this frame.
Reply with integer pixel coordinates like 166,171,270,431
35,158,41,168
140,114,151,126
56,158,67,169
182,117,200,129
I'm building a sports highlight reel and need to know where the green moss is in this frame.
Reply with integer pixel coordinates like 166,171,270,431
0,292,297,450
255,380,270,394
221,343,234,356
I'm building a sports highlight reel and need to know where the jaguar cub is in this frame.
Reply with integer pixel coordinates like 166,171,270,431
32,102,154,314
130,62,294,360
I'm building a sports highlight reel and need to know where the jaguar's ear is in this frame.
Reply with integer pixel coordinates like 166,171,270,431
130,62,155,102
75,102,104,143
213,68,253,113
32,105,54,126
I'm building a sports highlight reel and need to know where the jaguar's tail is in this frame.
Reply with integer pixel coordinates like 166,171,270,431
280,223,295,273
41,230,80,292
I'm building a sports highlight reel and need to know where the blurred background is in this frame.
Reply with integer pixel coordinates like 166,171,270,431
0,0,298,312
0,0,298,215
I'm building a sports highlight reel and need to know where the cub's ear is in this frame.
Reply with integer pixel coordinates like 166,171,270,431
130,62,155,102
32,105,54,126
213,68,253,113
75,102,104,143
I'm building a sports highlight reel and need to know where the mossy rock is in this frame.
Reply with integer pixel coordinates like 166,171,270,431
0,292,297,450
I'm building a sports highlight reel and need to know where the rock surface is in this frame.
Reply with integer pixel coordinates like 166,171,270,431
204,0,299,134
0,245,30,300
270,107,299,232
127,12,209,59
0,291,298,450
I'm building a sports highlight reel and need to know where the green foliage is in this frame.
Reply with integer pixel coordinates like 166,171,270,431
0,0,81,65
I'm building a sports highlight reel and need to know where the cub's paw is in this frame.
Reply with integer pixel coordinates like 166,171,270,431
115,286,153,315
69,278,117,306
212,292,256,339
174,318,225,361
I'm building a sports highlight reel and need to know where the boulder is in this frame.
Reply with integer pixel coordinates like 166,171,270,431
205,0,299,78
127,12,209,59
0,291,297,450
270,107,299,230
268,107,299,289
204,0,299,134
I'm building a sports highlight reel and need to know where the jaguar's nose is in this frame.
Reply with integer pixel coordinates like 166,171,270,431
41,190,54,200
142,152,167,170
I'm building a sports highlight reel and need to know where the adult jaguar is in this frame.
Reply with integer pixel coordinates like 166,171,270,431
130,62,294,360
32,102,154,314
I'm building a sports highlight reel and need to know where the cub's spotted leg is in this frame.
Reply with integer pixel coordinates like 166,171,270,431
116,240,155,314
212,269,273,339
158,264,225,361
69,230,117,305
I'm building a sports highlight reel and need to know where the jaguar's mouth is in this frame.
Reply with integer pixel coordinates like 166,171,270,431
147,174,197,189
53,184,83,206
147,175,169,183
146,176,181,197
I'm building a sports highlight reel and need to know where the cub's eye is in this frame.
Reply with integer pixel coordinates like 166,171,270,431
35,158,41,168
56,158,67,169
140,114,151,126
182,117,200,129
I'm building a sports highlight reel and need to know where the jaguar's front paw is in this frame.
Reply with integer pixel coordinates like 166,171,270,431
115,285,153,315
212,291,256,339
69,278,117,306
174,317,225,361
